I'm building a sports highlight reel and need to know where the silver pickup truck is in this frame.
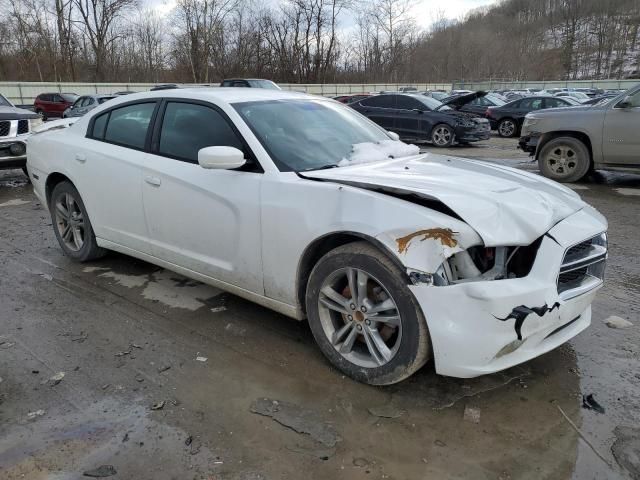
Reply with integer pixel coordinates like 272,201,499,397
519,84,640,182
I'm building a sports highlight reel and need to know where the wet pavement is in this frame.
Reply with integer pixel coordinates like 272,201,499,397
1,137,639,480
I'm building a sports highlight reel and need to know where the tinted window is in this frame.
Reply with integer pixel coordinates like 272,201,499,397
361,95,394,108
158,102,243,163
60,93,78,102
85,98,95,106
545,98,569,108
104,103,155,149
98,97,115,104
396,95,422,110
519,99,543,110
92,112,108,139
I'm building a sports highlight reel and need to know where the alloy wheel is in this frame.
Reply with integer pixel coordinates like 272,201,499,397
432,126,452,146
499,120,515,137
54,192,85,251
317,267,402,368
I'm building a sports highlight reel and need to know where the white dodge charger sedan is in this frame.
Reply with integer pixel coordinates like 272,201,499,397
26,88,608,385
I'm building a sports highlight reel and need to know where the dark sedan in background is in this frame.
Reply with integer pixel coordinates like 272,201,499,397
485,95,581,137
349,93,490,147
439,91,506,116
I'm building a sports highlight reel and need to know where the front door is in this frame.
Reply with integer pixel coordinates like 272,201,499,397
140,100,263,293
602,89,640,166
394,95,425,139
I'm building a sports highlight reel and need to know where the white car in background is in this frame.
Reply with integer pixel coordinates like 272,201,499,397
27,89,607,385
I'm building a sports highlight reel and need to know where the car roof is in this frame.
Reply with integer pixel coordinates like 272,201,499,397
96,87,312,105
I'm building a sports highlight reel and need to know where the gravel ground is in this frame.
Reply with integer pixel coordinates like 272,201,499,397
0,136,639,480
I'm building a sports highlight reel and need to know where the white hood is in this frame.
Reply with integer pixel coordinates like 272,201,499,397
303,153,585,246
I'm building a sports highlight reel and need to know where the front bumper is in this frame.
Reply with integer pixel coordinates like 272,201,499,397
455,123,491,143
518,134,540,155
410,207,607,378
0,138,28,168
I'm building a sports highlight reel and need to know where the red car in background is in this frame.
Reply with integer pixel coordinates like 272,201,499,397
33,93,78,120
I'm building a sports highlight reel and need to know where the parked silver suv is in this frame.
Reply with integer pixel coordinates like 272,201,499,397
519,84,640,182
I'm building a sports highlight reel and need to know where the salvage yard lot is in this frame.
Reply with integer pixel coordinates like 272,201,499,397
1,136,639,480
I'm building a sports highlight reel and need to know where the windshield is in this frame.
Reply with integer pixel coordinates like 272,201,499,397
61,93,78,102
234,99,406,171
486,94,506,106
429,92,448,101
0,94,12,107
417,96,451,111
248,80,281,90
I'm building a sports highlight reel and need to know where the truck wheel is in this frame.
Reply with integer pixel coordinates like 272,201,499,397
538,137,591,183
497,118,517,137
305,241,431,385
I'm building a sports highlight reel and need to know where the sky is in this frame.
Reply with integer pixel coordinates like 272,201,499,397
149,0,499,26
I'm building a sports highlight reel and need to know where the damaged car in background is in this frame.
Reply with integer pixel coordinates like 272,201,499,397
27,89,607,385
349,93,490,147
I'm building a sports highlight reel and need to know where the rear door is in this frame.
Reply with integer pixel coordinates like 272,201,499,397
602,89,640,166
139,100,263,292
75,101,158,253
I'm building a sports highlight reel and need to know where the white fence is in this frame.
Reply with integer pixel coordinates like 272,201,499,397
453,79,639,91
0,82,452,106
2,79,637,106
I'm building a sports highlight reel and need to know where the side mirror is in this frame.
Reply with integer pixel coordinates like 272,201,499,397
387,131,400,141
198,146,246,170
617,96,633,108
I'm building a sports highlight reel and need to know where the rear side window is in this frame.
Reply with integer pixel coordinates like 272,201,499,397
158,102,243,163
361,95,394,108
92,112,108,139
103,103,156,149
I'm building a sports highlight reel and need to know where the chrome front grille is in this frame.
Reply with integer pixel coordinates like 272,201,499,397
0,121,10,137
557,232,607,300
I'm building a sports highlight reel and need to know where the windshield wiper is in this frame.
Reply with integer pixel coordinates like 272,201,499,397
303,164,340,172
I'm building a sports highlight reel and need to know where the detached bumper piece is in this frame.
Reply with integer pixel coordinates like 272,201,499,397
518,135,539,155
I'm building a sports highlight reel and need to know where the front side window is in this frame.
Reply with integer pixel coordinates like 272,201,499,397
396,95,422,110
158,102,243,162
361,95,394,108
103,103,156,149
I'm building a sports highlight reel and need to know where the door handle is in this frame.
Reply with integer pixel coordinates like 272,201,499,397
144,175,161,187
75,153,86,163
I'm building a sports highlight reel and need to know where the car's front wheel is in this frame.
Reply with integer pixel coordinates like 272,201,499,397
431,124,454,147
49,181,106,261
538,137,591,183
498,118,517,137
306,242,431,385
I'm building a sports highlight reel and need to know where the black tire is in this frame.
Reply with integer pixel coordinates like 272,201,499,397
430,124,454,147
497,118,517,137
305,242,431,385
49,181,107,262
36,109,47,121
538,137,591,183
22,166,30,181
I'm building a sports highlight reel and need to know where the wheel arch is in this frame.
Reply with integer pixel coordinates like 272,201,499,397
296,231,408,315
535,131,593,167
45,172,74,206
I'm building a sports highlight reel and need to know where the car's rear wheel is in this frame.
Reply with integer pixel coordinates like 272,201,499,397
498,118,517,137
305,242,431,385
50,181,106,261
538,137,591,183
431,124,454,147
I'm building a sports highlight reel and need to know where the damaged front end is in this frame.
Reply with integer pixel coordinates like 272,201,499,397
378,211,607,379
